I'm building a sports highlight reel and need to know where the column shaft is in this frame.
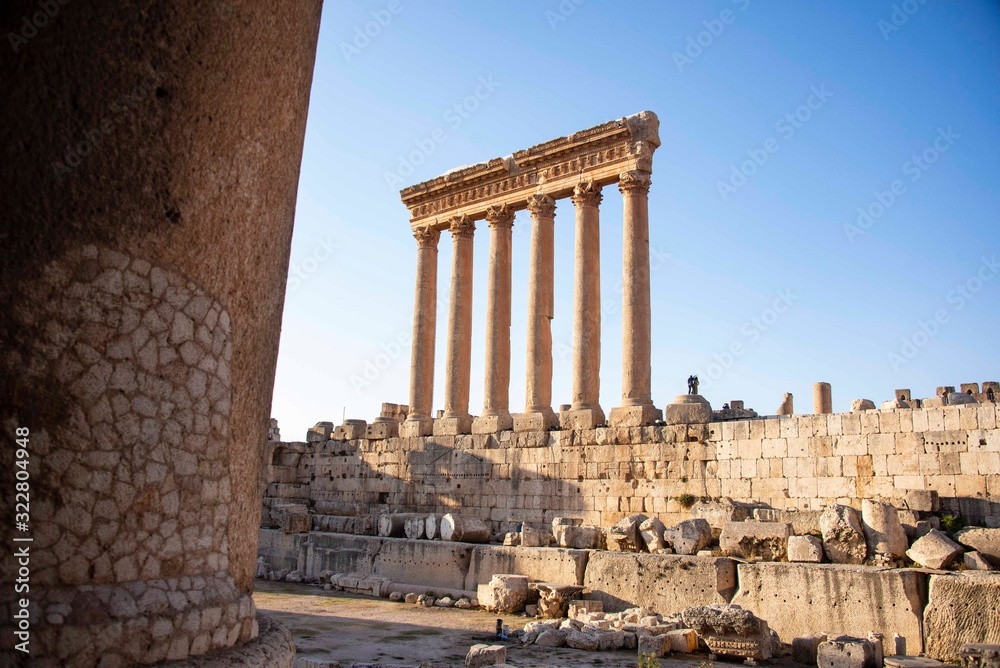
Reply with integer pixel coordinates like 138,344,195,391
435,215,475,435
401,227,440,437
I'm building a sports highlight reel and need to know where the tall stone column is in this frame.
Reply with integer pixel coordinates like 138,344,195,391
434,215,476,435
515,194,558,432
813,382,833,414
610,170,662,427
561,180,606,430
401,227,441,437
473,204,515,433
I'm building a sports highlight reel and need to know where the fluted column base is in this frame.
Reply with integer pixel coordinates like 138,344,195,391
472,412,513,434
559,406,606,430
609,404,662,427
400,415,434,438
513,408,558,432
433,414,473,435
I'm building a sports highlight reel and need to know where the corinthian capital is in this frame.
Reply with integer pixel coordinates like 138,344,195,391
448,214,476,239
571,179,603,208
413,226,441,248
618,170,652,196
485,203,515,229
526,194,556,218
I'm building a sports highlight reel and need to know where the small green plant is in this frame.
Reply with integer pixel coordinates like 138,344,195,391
677,493,697,509
940,515,965,534
638,652,661,668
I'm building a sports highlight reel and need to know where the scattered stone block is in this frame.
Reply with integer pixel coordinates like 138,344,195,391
682,604,773,660
907,529,964,569
535,629,566,647
719,521,791,561
663,394,713,424
454,597,475,609
862,500,908,562
792,633,827,665
389,591,403,602
568,600,603,620
553,524,604,549
274,504,311,534
956,527,1000,568
530,582,583,619
403,593,418,604
637,634,667,657
477,574,529,614
607,513,648,552
963,551,995,571
852,399,877,411
882,399,909,410
465,644,506,668
821,504,868,564
692,498,753,538
565,629,599,651
307,421,334,441
904,490,938,513
521,524,541,548
639,516,667,553
788,535,824,563
960,644,1000,668
818,635,877,668
664,628,698,653
752,508,823,536
663,518,713,555
595,629,626,650
502,532,520,547
434,596,455,608
884,657,949,668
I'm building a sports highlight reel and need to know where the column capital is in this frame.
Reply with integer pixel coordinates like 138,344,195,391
448,214,475,239
571,179,603,208
618,170,652,196
413,226,441,248
526,193,556,218
485,203,515,229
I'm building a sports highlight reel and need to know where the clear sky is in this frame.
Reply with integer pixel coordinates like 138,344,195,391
271,1,1000,440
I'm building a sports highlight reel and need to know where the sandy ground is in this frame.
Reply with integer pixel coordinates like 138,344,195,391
254,581,792,668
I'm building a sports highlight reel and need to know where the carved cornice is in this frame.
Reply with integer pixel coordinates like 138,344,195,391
619,170,652,196
571,180,603,208
485,203,515,229
413,226,441,248
402,111,659,229
448,214,475,239
525,194,556,218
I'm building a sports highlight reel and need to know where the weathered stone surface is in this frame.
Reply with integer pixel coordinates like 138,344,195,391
477,574,529,614
639,517,667,553
663,394,712,424
607,514,648,552
818,635,877,668
820,505,868,564
852,399,877,411
440,514,491,543
464,545,588,590
565,629,599,651
752,508,823,536
731,562,926,654
465,643,506,668
568,599,603,620
787,535,824,563
793,633,828,665
663,518,713,555
681,604,773,660
960,644,1000,668
861,500,908,561
907,529,964,569
637,633,667,657
956,528,1000,568
923,574,1000,661
719,521,791,561
964,551,995,571
692,498,754,538
535,629,567,647
883,657,949,668
582,552,736,614
664,628,698,653
553,524,604,549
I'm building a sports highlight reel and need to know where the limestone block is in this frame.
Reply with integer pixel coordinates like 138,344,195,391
464,545,589,590
861,500,908,561
552,517,583,528
731,562,926,654
923,574,1000,661
334,419,367,440
607,513,648,552
959,644,1000,668
904,490,939,513
692,498,754,538
441,514,490,543
663,394,712,425
465,644,506,668
583,552,736,614
274,504,311,534
818,636,877,668
307,421,333,441
534,629,567,647
682,604,773,660
955,527,1000,567
568,600,603,620
719,521,791,561
963,552,995,571
787,535,824,562
665,628,698,653
753,508,823,536
477,574,529,614
852,399,877,411
565,629,599,650
907,529,964,569
793,633,828,665
637,633,667,657
594,629,626,650
639,517,667,553
521,525,541,548
883,399,909,410
403,516,426,540
949,392,979,405
553,524,604,549
663,518,713,555
365,420,398,440
820,505,868,564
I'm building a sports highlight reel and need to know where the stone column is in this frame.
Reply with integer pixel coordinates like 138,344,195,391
434,215,476,435
515,195,558,432
561,180,606,430
400,227,441,437
610,171,662,427
473,204,515,433
813,382,833,414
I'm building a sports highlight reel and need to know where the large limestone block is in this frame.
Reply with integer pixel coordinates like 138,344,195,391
923,573,1000,661
753,508,823,536
663,518,713,555
639,517,668,553
607,513,648,552
682,604,773,660
861,500,908,561
477,574,529,614
956,527,1000,568
465,643,506,668
959,644,1000,668
907,529,963,569
553,524,604,549
693,498,754,539
719,521,791,561
464,545,589,590
787,535,824,563
793,633,828,665
818,636,878,668
821,505,868,564
731,562,927,654
663,394,713,425
852,399,877,411
582,552,736,613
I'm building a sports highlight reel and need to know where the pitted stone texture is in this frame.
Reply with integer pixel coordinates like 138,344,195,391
820,505,868,564
861,500,909,562
663,518,713,555
681,604,773,660
923,574,1000,661
607,514,648,552
719,521,791,561
787,535,824,563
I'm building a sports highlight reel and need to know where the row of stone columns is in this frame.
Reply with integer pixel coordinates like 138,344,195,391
402,170,660,437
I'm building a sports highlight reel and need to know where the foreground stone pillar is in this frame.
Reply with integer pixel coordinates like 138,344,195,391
0,2,320,665
401,228,441,438
515,194,558,432
435,215,476,435
473,205,515,433
561,181,606,430
609,170,661,427
813,382,833,414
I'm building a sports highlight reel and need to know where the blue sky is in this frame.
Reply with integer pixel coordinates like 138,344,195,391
272,1,1000,440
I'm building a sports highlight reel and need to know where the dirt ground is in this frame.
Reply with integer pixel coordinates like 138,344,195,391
254,581,793,668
